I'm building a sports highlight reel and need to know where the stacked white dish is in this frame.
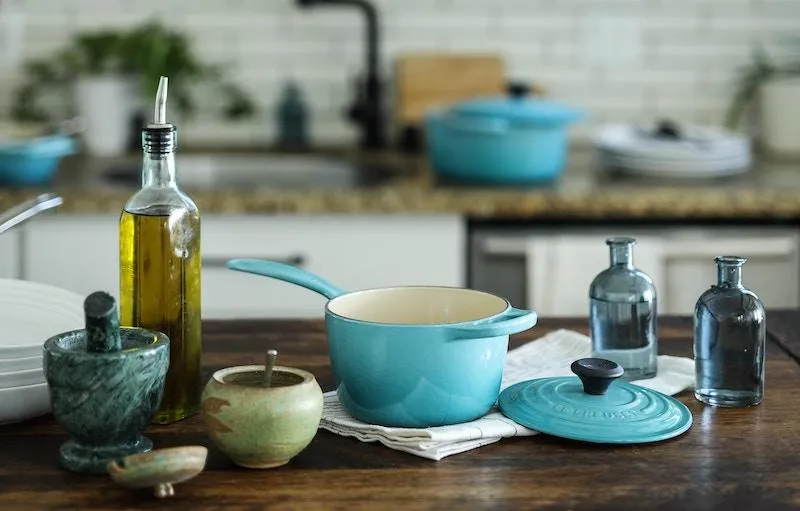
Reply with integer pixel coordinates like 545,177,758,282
592,122,753,178
0,279,84,425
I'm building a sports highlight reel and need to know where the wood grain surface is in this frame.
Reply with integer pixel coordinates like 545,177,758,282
1,314,799,511
766,309,800,363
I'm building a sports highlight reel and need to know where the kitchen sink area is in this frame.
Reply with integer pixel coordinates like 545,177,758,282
94,153,399,190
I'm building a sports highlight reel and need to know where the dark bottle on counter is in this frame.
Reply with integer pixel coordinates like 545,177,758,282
275,81,309,149
589,237,658,380
119,76,202,425
693,256,765,407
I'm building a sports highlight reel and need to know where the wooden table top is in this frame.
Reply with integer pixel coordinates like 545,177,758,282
2,313,799,511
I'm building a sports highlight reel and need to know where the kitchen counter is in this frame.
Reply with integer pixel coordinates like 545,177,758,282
1,314,799,510
1,146,800,220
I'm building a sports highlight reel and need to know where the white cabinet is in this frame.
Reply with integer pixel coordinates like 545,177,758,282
20,213,465,319
660,234,799,315
22,214,120,297
0,205,23,279
200,215,464,318
0,230,21,279
479,227,800,316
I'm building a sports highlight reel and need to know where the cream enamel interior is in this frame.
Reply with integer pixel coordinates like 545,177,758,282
326,286,509,325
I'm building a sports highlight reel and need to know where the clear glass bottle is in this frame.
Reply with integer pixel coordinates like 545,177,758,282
693,256,765,407
589,237,658,380
119,77,202,424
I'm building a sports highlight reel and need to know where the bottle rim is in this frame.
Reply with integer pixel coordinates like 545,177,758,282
606,237,636,246
714,255,747,266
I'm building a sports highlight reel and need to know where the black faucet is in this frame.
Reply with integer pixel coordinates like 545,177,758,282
296,0,386,150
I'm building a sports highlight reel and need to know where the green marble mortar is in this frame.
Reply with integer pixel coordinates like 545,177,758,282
43,291,170,474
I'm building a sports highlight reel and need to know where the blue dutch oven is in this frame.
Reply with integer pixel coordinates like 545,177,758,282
226,259,538,428
424,91,585,184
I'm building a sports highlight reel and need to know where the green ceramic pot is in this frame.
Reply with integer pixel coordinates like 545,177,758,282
201,365,323,469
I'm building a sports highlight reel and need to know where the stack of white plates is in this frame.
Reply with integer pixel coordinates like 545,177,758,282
0,280,84,425
592,122,753,178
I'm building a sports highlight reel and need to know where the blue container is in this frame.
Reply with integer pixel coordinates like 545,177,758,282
425,96,585,184
0,135,77,186
224,259,538,428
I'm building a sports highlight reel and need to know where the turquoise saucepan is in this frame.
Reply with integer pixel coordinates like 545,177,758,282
226,259,538,428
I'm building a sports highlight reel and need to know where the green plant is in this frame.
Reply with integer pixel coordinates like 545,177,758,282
11,20,256,123
725,44,800,129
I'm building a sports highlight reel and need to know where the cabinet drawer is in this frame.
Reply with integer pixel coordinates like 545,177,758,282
200,214,464,318
475,226,800,317
21,214,465,319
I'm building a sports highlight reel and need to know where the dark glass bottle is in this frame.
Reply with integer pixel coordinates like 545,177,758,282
589,237,658,380
276,81,308,148
693,256,765,407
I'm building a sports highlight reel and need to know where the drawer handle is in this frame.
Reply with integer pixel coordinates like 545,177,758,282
203,255,306,268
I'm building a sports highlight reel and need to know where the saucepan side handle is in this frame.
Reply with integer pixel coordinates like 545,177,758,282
447,308,537,340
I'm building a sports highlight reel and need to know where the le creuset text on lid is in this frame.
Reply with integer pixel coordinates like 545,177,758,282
497,358,693,444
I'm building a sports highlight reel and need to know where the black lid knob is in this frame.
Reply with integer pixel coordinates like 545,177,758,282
507,81,530,99
570,358,624,395
653,119,682,139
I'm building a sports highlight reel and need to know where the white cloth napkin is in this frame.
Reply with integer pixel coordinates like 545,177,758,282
319,329,696,460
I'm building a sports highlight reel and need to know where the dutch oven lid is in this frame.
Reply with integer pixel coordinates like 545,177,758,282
450,87,584,126
497,358,692,444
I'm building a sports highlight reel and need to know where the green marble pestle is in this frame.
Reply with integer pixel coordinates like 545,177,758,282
43,291,170,474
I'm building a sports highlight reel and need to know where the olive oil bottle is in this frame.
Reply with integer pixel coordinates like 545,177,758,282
119,76,202,424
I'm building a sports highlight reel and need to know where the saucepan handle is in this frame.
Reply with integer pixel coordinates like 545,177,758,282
225,259,347,300
447,307,537,340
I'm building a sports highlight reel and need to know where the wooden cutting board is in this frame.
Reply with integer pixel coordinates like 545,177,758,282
394,53,507,125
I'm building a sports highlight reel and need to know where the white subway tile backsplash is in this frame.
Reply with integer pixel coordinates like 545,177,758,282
498,16,578,38
651,42,753,71
2,0,797,144
699,1,755,19
755,0,800,18
708,15,799,33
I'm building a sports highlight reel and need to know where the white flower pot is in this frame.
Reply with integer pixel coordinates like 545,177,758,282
760,76,800,158
74,75,137,157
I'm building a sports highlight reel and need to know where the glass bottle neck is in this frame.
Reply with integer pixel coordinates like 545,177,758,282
609,244,633,268
717,264,743,288
142,152,177,188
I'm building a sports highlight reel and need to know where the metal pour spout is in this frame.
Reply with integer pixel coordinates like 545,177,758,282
153,76,169,125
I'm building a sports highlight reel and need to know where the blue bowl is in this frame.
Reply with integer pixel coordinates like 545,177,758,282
0,135,77,186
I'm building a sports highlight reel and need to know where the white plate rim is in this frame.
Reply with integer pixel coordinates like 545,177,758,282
0,279,84,358
0,379,51,425
0,365,45,389
593,123,751,161
0,353,42,372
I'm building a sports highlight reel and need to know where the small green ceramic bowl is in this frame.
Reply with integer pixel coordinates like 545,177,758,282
201,365,323,469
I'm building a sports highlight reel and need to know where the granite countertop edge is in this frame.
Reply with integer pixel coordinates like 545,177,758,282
2,146,799,220
0,185,797,220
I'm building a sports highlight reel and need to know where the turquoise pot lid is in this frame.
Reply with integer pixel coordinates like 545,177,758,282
450,96,585,126
497,358,692,444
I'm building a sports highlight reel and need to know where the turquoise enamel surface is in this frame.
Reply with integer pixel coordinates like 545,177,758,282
498,376,693,444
